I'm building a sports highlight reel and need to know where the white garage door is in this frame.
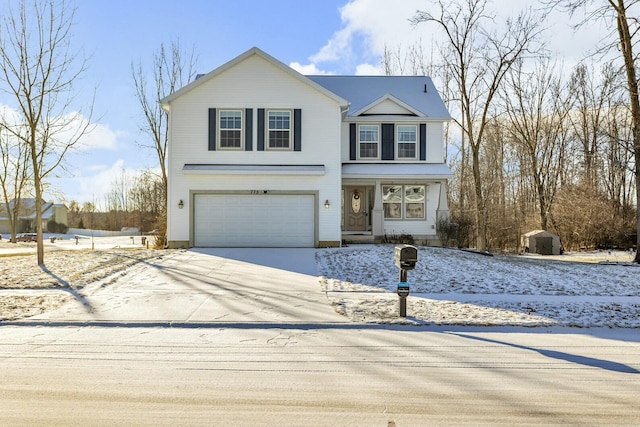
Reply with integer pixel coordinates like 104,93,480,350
194,194,315,247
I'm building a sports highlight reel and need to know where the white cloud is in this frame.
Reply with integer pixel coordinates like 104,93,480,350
307,0,428,73
288,62,333,75
77,121,123,151
0,104,122,152
57,159,153,205
354,63,383,76
304,0,603,76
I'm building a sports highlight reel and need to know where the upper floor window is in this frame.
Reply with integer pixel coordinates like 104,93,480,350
268,110,291,149
397,125,417,159
219,110,243,149
359,125,379,159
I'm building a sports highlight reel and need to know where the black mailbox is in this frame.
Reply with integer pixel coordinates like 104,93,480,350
394,244,417,270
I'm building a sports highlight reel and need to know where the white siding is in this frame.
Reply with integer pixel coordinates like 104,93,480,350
365,99,414,115
425,122,444,163
340,121,446,163
167,54,342,246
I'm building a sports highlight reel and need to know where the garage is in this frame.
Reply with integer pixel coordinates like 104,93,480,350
193,193,316,247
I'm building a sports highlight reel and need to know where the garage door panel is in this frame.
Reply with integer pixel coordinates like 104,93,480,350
194,194,315,247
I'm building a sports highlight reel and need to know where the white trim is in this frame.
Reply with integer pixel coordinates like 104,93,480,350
351,93,425,117
382,184,426,220
342,163,453,180
266,109,292,150
218,109,244,150
161,47,349,110
396,124,418,160
357,124,380,160
183,164,325,175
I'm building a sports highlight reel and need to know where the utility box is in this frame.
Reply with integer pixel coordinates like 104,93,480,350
394,244,418,270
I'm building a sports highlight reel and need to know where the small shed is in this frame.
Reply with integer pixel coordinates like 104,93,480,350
522,230,561,255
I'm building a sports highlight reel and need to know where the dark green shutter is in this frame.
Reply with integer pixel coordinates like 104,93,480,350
208,108,216,150
420,124,426,160
257,108,265,151
381,124,394,160
349,123,356,160
245,108,253,151
293,109,301,151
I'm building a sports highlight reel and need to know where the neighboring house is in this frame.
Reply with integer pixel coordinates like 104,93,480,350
161,47,452,248
0,199,68,234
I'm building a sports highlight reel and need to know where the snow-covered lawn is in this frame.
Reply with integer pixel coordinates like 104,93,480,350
0,234,165,320
316,245,640,327
1,238,639,328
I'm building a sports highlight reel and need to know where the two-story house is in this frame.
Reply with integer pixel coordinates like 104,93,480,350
161,47,451,248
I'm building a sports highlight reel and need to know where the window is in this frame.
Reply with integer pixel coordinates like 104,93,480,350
405,185,425,219
382,184,426,219
397,125,417,159
382,185,402,219
219,110,242,149
359,125,379,158
268,110,291,149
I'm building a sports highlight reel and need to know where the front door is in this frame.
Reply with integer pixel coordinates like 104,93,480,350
345,186,367,231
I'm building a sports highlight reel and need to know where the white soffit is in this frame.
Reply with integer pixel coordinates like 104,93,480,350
183,164,325,175
342,163,453,179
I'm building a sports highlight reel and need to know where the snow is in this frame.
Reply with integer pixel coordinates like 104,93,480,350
1,238,640,328
0,234,161,320
316,245,640,327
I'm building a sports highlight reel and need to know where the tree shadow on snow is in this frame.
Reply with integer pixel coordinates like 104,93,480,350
39,265,93,311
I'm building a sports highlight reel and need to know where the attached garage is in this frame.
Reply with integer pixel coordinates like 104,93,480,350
193,193,316,247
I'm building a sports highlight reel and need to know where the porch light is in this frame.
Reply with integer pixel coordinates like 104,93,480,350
324,199,330,209
178,199,184,209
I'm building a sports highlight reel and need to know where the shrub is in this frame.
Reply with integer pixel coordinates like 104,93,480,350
47,220,68,234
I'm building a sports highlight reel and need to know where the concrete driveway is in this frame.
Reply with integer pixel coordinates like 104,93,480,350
29,248,348,325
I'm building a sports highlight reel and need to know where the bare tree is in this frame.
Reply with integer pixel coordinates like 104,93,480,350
131,40,197,236
412,0,543,250
0,122,31,242
502,58,572,231
0,0,92,265
548,0,640,261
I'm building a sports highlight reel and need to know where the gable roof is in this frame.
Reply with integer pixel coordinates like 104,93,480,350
0,198,65,221
160,47,349,108
307,75,451,119
351,93,425,116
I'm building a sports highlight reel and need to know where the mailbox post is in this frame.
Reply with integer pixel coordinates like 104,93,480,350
394,244,417,317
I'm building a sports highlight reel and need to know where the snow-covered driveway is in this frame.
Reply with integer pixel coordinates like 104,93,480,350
27,248,347,326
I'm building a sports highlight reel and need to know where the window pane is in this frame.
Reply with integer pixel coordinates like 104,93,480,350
398,125,416,158
268,111,291,148
398,126,416,141
359,125,378,158
360,142,378,158
382,185,402,202
268,111,290,130
359,125,378,142
219,111,242,148
398,143,416,158
383,185,403,219
405,185,425,219
220,130,241,148
220,111,242,129
269,130,290,148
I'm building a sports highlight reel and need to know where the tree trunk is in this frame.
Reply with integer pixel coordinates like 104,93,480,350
471,144,486,250
614,1,640,262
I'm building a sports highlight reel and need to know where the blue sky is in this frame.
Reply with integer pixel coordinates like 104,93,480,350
1,0,603,206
